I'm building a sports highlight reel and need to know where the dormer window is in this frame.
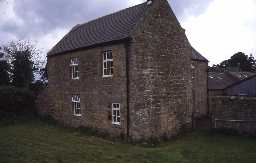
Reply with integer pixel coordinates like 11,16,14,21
103,50,113,77
70,58,79,80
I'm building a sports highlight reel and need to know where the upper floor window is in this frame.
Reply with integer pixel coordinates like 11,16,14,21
72,95,81,116
70,58,79,80
112,103,120,125
103,50,113,77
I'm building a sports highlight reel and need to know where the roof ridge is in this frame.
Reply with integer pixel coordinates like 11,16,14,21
128,2,152,36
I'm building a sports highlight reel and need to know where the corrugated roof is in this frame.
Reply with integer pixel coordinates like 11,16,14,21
228,71,256,80
208,71,256,90
225,74,256,90
48,2,150,56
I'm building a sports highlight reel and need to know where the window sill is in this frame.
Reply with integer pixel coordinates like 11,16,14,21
71,78,80,80
103,75,113,78
112,122,121,126
73,114,82,117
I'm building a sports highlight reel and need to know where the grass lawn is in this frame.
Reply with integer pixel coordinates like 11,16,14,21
0,118,256,163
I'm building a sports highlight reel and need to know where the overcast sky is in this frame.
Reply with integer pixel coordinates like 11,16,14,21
0,0,255,65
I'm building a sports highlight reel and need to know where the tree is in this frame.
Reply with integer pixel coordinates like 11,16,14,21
35,59,47,83
39,66,48,83
209,52,256,72
248,54,256,71
228,52,253,71
0,61,10,86
4,41,40,87
0,47,10,85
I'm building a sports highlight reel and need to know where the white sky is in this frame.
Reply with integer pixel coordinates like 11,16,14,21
181,0,256,65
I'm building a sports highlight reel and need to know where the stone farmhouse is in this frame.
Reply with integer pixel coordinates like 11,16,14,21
45,0,208,140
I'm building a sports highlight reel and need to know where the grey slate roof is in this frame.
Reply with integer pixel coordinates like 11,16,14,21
48,1,208,63
191,47,208,62
48,2,149,56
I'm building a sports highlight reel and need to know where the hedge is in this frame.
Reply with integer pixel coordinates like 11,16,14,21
0,86,36,116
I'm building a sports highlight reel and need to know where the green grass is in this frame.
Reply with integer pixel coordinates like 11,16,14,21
1,118,256,163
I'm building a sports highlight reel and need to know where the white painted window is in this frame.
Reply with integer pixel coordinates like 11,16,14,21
70,58,79,80
72,95,81,116
112,103,120,125
103,50,113,77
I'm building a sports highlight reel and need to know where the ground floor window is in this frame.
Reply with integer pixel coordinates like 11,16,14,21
72,95,81,116
112,103,120,125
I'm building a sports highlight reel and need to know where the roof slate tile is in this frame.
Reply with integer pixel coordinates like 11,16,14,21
48,2,149,56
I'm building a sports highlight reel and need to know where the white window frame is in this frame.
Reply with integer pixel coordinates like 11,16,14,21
72,95,81,117
70,58,79,80
103,50,113,77
112,103,121,125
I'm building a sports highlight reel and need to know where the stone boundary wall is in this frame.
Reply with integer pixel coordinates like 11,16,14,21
209,96,256,135
36,87,54,117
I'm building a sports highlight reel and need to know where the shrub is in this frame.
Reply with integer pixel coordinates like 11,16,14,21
0,86,36,116
30,81,47,96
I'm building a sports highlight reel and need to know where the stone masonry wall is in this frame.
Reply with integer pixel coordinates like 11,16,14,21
209,96,256,135
36,87,52,116
208,90,225,96
47,43,128,138
128,0,193,140
192,60,208,118
44,0,197,140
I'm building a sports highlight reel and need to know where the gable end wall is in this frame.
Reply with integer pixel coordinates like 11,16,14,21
192,60,208,118
127,0,193,140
